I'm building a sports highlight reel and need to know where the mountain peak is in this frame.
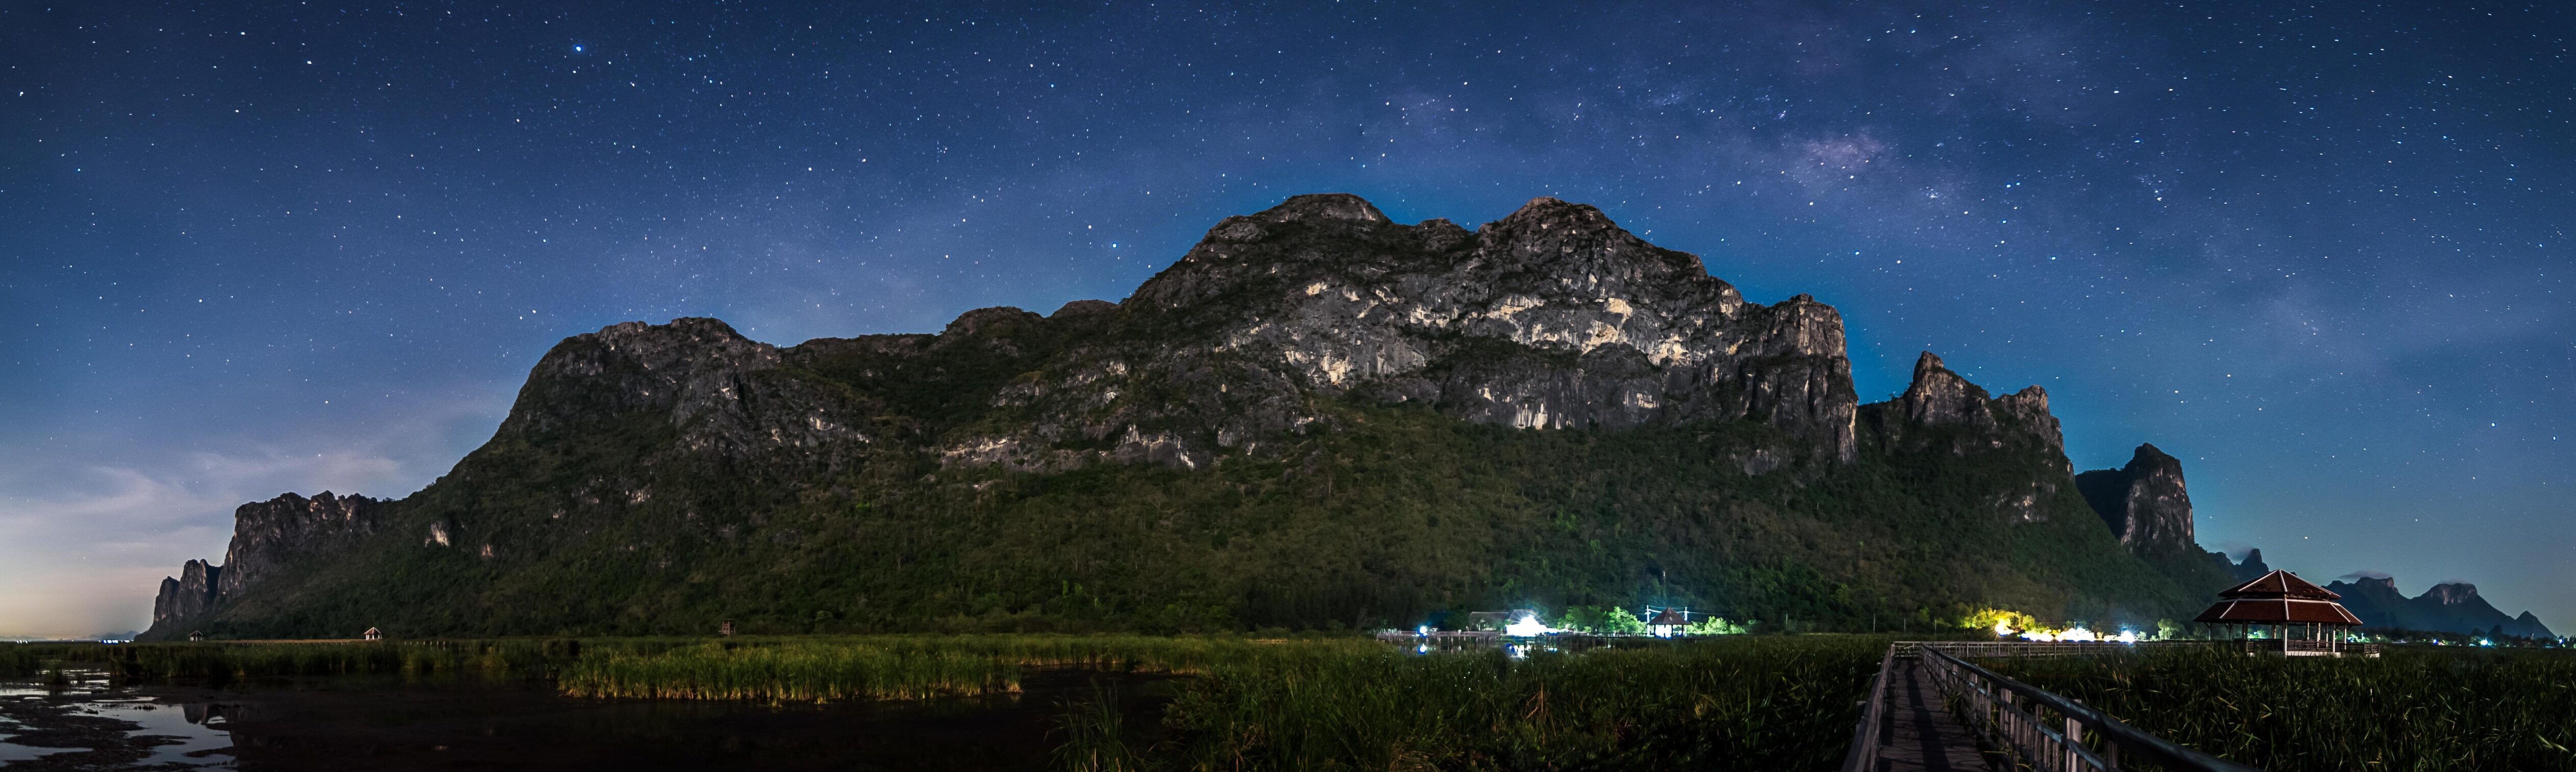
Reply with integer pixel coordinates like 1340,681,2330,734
2425,582,2482,605
1253,192,1388,224
2076,441,2197,556
2129,443,2179,469
1897,351,1993,429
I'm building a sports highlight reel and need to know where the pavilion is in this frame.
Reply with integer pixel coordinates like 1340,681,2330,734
2193,569,2365,656
1646,608,1690,638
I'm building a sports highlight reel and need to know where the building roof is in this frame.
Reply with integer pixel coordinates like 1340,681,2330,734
1647,609,1690,625
2216,569,2341,600
2195,570,2363,625
2193,597,2364,625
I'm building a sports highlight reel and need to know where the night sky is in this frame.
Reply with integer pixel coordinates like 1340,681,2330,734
4,2,2570,638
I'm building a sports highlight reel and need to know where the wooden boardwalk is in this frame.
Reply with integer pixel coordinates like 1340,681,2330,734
1869,656,1992,771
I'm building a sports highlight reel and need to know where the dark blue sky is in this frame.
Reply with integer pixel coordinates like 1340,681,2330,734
4,1,2569,637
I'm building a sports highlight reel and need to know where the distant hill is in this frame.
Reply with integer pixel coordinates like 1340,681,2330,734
2325,576,2556,639
142,194,2240,640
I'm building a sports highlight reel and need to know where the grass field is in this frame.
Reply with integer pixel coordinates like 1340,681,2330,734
1979,644,2576,772
6,634,1884,770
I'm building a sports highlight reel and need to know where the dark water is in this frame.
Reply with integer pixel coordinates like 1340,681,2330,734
0,669,1174,771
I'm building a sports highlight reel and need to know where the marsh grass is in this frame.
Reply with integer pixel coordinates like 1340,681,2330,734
0,644,42,678
10,634,1889,770
1144,635,1886,771
1983,645,2576,771
554,635,1342,702
1053,680,1146,772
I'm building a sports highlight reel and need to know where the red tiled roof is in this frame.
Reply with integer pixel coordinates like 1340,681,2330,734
2194,597,2364,625
2216,569,2341,600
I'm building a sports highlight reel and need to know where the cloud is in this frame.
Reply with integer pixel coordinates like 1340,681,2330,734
2337,570,2393,583
0,392,509,639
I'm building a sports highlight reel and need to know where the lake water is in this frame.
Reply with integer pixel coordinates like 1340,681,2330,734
0,669,1174,770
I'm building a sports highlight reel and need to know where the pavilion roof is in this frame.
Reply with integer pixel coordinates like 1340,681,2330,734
1647,609,1689,625
2216,569,2341,600
2193,597,2364,625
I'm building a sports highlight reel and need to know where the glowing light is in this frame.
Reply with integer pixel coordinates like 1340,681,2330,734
1417,625,1430,636
1994,619,2015,637
2019,630,2055,642
1504,613,1557,637
2115,629,2140,644
2060,628,2098,642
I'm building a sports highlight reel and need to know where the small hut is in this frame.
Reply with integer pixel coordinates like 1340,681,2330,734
363,627,383,641
719,619,736,637
1647,608,1690,638
2193,569,2363,656
186,630,205,642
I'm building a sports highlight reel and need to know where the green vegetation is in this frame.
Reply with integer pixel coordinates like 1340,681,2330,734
1981,645,2576,771
5,639,589,685
1554,605,1649,635
187,392,2230,641
1144,634,1885,770
11,634,1879,770
556,635,1298,702
0,643,42,677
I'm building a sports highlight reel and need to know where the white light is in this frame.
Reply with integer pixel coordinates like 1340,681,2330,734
1417,625,1430,636
2060,628,2098,642
1504,613,1556,637
2115,630,2139,644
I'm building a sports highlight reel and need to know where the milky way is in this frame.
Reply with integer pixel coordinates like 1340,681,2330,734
2,2,2569,637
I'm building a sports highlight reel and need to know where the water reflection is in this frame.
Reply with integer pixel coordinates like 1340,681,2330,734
0,669,235,768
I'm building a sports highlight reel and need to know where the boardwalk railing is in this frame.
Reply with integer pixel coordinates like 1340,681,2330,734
1918,645,2262,771
1836,644,1898,772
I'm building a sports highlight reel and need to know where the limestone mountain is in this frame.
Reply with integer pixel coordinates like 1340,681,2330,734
144,194,2236,640
2076,444,2199,556
2325,575,2557,639
2221,548,2272,584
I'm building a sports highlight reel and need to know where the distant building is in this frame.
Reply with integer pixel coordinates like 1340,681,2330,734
363,627,383,641
2194,569,2366,657
720,619,736,637
1647,608,1690,638
186,630,205,642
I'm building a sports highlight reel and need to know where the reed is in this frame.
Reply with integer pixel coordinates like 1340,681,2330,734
1142,635,1886,771
15,639,593,684
0,643,41,677
1053,679,1148,772
559,639,1025,701
1982,645,2576,771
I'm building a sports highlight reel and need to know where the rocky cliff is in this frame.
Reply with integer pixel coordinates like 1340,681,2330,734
2325,575,2557,638
2218,548,2271,584
2075,444,2198,556
141,193,2241,639
142,492,384,639
928,194,1859,471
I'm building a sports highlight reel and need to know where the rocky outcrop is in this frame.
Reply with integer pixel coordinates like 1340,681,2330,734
142,492,385,639
2215,548,2271,584
501,317,877,469
2075,444,2196,555
1093,194,1860,463
2325,575,2558,638
151,560,221,631
1878,352,2065,457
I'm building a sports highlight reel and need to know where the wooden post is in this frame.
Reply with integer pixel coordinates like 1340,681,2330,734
2066,713,2083,771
